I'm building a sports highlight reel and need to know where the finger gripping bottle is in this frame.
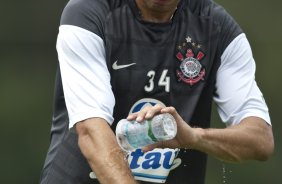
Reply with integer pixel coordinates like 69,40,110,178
115,113,177,152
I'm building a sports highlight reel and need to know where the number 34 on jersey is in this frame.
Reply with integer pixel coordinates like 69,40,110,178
144,69,170,93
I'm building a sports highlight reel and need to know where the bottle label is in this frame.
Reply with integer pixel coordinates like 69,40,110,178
148,120,158,142
125,121,156,148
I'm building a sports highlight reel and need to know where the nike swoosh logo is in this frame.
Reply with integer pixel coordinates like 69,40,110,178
112,61,136,70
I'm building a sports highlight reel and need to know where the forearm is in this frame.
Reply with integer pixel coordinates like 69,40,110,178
187,117,274,162
128,107,274,163
76,118,137,184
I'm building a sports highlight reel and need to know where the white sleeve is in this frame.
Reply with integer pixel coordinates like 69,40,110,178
56,25,115,128
214,33,271,126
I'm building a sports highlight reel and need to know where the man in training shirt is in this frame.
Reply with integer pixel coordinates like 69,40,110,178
40,0,274,183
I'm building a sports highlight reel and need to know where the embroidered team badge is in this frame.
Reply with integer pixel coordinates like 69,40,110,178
176,36,206,86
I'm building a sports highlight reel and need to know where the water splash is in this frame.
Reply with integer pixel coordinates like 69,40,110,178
222,162,232,184
222,162,226,183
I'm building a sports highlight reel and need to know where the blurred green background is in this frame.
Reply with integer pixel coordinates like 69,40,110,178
0,0,281,183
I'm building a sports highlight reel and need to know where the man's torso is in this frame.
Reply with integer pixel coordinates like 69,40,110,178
40,0,242,183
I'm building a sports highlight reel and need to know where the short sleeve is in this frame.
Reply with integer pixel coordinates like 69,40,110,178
57,25,115,128
214,34,271,126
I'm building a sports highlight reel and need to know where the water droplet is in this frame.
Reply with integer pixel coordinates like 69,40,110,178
222,162,227,184
89,172,96,179
123,151,130,161
221,162,233,184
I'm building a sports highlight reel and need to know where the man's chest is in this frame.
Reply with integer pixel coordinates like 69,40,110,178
104,17,219,96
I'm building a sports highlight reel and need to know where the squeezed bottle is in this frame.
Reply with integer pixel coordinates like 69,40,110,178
115,113,177,152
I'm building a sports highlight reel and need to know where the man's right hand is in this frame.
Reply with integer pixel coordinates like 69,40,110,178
126,105,197,152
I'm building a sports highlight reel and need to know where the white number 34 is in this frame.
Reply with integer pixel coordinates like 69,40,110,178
144,69,170,93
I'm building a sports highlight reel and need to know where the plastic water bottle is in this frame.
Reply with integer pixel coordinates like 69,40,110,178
115,113,177,152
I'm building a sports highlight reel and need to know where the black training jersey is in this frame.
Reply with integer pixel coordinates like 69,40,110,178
40,0,270,183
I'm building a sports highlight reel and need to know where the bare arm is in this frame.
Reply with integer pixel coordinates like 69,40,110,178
128,106,274,163
75,118,137,184
184,116,274,162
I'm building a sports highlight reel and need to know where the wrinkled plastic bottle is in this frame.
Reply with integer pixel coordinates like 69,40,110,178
115,113,177,152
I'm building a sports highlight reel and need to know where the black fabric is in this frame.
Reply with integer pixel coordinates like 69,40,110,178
40,0,243,183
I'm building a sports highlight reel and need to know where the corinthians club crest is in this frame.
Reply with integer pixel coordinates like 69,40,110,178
176,36,206,86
